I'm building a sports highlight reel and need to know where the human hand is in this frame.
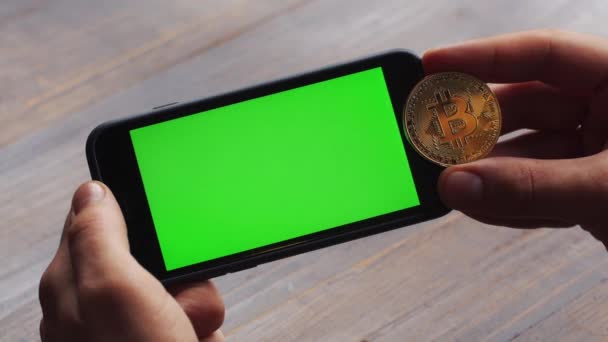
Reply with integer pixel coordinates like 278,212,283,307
424,30,608,246
39,182,225,341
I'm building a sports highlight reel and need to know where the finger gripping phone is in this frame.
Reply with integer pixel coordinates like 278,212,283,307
86,50,450,284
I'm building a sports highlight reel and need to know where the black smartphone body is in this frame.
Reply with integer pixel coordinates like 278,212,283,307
86,50,451,284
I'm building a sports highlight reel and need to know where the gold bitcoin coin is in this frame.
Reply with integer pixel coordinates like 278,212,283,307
403,72,501,166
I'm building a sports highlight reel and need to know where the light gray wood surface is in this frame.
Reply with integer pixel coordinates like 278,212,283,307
2,1,608,341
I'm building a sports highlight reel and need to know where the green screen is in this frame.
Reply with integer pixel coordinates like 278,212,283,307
130,67,420,271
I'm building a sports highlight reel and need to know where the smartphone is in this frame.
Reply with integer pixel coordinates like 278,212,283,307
86,50,450,284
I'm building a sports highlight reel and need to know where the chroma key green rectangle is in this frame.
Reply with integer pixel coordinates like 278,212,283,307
130,67,420,271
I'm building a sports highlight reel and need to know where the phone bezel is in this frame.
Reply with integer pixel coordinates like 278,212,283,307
86,50,451,284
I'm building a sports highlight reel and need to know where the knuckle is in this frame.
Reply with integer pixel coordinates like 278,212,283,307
205,295,225,333
589,156,608,192
208,299,226,331
66,215,95,242
76,275,132,309
53,304,80,330
38,268,56,308
538,28,564,37
526,29,563,57
207,283,226,329
522,162,538,203
530,28,566,41
511,161,536,197
594,169,608,187
39,268,81,332
177,282,225,336
500,160,540,212
39,319,46,341
41,315,82,342
65,213,103,252
185,300,225,337
593,153,608,173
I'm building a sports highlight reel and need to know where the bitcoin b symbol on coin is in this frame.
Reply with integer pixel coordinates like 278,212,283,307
403,72,502,166
427,89,477,149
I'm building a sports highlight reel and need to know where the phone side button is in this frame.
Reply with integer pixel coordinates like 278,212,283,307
153,102,179,110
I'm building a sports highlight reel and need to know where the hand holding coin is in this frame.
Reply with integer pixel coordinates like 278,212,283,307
420,30,608,246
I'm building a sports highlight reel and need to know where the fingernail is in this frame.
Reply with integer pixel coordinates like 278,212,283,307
72,182,105,215
440,171,483,207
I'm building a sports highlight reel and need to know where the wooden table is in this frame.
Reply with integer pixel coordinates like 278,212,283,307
2,1,608,340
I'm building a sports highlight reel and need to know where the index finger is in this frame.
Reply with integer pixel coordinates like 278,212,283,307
423,30,608,94
168,281,225,338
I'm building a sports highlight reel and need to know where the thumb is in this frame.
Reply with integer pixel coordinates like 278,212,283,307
67,182,200,340
67,182,168,313
438,156,607,228
68,181,133,282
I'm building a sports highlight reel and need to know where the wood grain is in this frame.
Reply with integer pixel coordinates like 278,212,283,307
2,0,608,341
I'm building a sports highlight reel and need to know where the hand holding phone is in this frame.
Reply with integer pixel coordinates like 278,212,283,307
39,182,225,341
86,51,450,284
